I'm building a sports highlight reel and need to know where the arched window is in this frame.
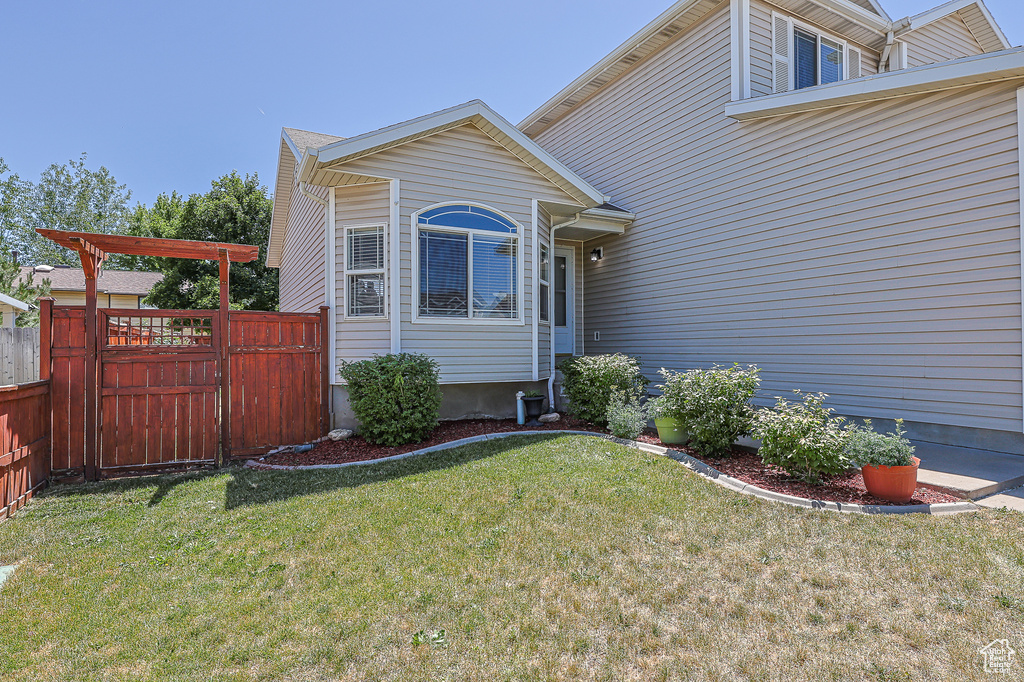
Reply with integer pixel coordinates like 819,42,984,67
415,203,520,321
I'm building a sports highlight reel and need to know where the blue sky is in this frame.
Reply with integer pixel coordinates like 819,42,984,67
2,0,1021,206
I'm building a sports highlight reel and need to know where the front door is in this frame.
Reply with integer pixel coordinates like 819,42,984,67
554,247,575,355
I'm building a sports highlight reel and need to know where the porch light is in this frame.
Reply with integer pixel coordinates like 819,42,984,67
590,247,604,262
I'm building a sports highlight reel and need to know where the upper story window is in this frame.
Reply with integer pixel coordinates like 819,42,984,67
415,203,520,322
773,13,862,94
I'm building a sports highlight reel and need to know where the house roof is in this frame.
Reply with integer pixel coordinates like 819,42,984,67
518,0,1011,137
268,100,611,267
0,292,30,311
19,265,163,296
282,127,345,155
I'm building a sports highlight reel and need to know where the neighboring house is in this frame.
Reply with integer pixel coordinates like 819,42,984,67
271,0,1024,454
18,265,163,309
0,293,29,328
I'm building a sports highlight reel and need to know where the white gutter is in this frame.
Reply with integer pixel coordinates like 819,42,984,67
547,213,581,408
299,182,328,207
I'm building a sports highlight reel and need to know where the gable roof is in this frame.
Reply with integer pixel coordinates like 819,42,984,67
895,0,1010,52
18,265,163,296
269,101,610,267
519,0,1011,137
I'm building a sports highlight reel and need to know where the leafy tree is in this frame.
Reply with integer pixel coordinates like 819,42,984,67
16,154,134,268
144,172,277,310
0,249,51,327
0,158,30,253
0,159,49,326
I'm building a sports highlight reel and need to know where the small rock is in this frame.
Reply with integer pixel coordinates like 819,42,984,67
328,428,353,441
538,413,560,423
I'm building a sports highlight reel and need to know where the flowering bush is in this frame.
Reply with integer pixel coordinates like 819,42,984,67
846,419,915,468
752,391,851,483
658,364,761,456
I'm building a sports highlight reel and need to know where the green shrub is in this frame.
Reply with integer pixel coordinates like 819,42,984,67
846,419,915,468
645,395,670,420
606,392,647,441
658,364,760,457
339,353,442,446
752,391,851,483
559,354,649,425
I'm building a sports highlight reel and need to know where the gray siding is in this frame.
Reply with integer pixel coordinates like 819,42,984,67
533,4,1024,433
335,124,579,384
278,183,328,313
333,182,392,377
903,13,985,67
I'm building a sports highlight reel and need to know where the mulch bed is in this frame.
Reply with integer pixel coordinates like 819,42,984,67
257,417,963,506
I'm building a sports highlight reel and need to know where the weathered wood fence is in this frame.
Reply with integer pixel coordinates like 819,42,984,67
0,327,40,386
0,381,50,520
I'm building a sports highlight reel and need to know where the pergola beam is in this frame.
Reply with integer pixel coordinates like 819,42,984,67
36,229,259,263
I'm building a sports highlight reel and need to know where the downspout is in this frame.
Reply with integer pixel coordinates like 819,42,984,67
547,213,581,409
299,182,327,208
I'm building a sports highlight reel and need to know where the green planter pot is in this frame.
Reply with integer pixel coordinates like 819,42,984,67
654,417,688,445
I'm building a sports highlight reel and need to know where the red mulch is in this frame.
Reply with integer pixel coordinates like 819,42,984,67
257,418,963,506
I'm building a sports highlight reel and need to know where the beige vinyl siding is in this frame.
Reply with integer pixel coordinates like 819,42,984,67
51,292,144,308
903,13,985,67
334,124,579,384
749,0,878,98
533,3,1023,433
278,184,328,313
333,183,392,377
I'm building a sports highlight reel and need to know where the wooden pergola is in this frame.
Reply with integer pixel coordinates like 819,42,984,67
36,229,260,477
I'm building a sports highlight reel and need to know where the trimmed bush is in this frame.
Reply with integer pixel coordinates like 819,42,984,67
340,353,442,446
559,354,649,425
752,391,850,483
658,364,760,457
846,419,915,468
607,392,647,441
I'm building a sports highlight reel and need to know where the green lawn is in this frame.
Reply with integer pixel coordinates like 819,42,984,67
1,434,1022,681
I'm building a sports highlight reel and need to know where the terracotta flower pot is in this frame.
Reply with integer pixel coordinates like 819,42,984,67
654,417,688,445
861,456,921,504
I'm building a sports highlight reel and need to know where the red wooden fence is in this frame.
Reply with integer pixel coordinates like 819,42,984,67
0,381,50,521
46,304,329,478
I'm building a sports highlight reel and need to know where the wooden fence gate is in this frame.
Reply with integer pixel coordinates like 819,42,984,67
46,302,328,478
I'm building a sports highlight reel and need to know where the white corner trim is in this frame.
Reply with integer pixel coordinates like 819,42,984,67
531,199,540,382
731,0,752,101
725,47,1024,120
327,188,337,384
390,179,401,354
1017,85,1024,433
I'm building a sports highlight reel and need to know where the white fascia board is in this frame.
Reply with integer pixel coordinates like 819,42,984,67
725,47,1024,120
295,148,319,184
281,128,302,160
518,0,706,132
314,100,607,207
581,207,636,223
805,0,890,34
267,134,297,268
0,292,30,311
898,0,1011,50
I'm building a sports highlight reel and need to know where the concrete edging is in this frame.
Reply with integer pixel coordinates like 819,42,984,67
245,430,979,516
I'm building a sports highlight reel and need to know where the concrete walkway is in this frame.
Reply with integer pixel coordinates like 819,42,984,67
914,441,1024,503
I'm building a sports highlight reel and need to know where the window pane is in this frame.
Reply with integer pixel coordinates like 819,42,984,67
794,28,817,90
348,226,384,271
472,235,517,319
348,273,384,317
820,37,843,84
554,255,567,327
540,244,549,283
540,283,549,322
419,230,468,317
418,204,517,234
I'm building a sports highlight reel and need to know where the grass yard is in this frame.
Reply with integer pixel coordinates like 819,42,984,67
1,434,1022,681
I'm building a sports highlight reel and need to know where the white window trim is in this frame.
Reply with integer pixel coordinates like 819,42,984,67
340,222,389,321
411,201,526,326
773,12,864,93
538,241,551,326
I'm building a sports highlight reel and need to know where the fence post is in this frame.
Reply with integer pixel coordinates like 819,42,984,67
218,249,230,466
39,298,53,383
320,305,330,436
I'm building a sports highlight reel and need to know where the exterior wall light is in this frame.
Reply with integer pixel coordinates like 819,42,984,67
590,247,604,262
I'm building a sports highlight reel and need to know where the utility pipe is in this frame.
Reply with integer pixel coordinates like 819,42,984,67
546,213,581,409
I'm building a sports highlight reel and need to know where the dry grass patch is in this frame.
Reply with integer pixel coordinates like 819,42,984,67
0,434,1021,681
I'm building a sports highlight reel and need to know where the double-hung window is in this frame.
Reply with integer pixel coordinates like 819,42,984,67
538,243,550,323
344,224,386,318
416,204,520,321
773,13,862,93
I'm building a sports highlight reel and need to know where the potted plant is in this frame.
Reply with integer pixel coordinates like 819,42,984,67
646,396,688,445
522,390,547,425
846,419,920,503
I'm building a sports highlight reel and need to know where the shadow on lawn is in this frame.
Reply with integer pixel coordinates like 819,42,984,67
224,432,566,509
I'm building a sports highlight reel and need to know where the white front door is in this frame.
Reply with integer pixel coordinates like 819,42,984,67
553,246,575,355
